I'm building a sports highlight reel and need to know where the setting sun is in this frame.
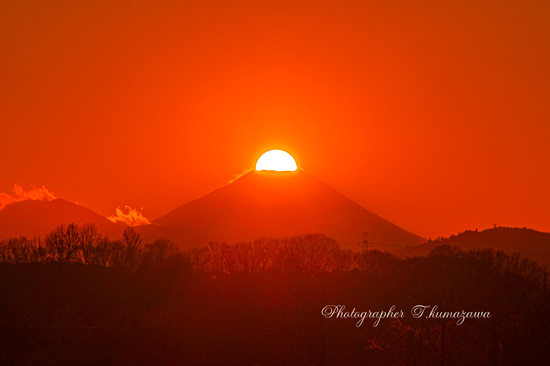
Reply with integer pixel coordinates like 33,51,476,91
256,150,298,172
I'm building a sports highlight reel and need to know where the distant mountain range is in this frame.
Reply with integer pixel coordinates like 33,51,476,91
1,172,549,264
0,171,424,248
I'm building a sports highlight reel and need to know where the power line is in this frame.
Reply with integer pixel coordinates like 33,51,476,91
368,241,408,248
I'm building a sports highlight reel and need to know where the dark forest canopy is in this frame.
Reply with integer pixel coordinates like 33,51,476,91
0,223,549,365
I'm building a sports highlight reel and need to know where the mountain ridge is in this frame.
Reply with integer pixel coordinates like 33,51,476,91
398,227,550,264
150,170,425,249
0,198,124,239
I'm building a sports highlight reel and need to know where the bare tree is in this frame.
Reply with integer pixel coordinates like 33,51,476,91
79,223,102,265
7,237,26,264
122,227,142,269
273,234,340,272
26,236,46,263
94,237,112,266
142,238,181,270
208,242,233,272
108,240,126,267
233,238,273,272
187,247,210,272
45,224,81,263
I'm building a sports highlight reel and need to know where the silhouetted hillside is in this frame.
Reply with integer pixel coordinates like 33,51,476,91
400,227,550,264
0,199,124,239
150,170,425,249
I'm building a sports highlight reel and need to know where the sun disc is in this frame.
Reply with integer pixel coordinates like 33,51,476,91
256,150,298,172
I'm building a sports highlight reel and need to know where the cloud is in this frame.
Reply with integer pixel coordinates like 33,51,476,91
0,184,151,227
108,205,151,227
0,184,57,210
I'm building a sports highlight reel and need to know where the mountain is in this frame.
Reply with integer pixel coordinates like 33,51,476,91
147,170,425,250
398,227,550,264
0,199,124,239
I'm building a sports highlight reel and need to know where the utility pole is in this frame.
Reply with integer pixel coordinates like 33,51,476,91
363,232,368,255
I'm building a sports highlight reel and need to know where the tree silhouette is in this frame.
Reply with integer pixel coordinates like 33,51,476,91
142,238,181,270
79,223,102,265
121,226,143,269
45,224,81,262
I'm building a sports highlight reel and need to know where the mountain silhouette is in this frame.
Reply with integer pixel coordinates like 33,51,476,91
398,227,550,264
0,199,123,239
147,170,425,249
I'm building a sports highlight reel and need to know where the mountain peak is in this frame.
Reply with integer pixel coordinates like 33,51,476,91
151,170,425,249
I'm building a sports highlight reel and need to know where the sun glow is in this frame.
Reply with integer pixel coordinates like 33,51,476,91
256,150,298,172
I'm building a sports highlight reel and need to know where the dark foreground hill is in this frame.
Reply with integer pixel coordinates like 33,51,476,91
399,227,550,264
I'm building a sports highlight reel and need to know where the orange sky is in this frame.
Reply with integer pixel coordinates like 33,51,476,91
1,0,549,239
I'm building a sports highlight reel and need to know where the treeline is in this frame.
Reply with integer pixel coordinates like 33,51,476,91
1,224,546,282
0,223,399,272
0,224,175,270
